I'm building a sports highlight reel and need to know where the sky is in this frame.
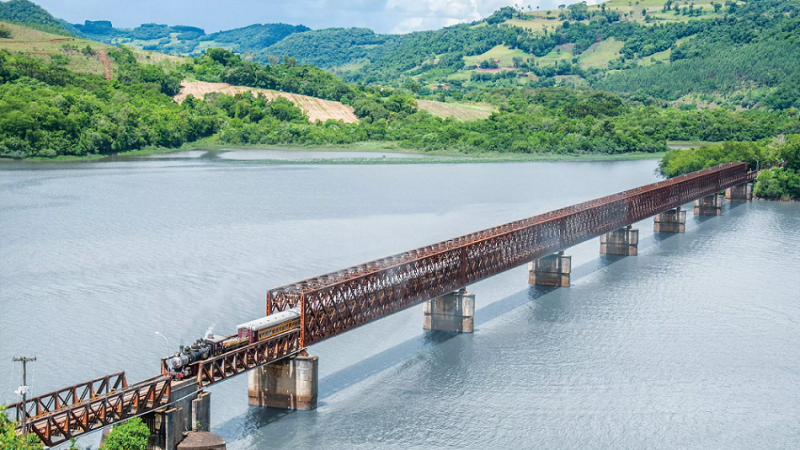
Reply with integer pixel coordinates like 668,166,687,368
30,0,584,34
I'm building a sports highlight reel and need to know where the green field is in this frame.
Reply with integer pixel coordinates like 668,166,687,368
417,100,496,121
464,44,533,68
534,45,574,66
506,0,729,31
578,38,625,69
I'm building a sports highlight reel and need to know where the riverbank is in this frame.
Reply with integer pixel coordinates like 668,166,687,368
2,140,666,164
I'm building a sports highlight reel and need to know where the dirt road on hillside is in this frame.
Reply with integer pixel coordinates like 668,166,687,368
98,49,111,80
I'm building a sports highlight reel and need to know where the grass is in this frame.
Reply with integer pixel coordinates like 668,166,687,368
666,140,717,148
0,21,113,76
417,100,496,121
0,21,187,77
505,17,562,35
464,45,533,68
506,0,728,33
577,38,625,69
534,47,574,66
334,59,369,72
245,151,668,165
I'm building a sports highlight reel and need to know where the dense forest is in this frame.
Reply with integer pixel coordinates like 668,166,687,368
659,135,800,200
4,44,799,160
1,0,799,169
595,0,800,108
260,0,800,110
6,0,797,110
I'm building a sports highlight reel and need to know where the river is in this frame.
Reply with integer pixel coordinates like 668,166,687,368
1,152,799,449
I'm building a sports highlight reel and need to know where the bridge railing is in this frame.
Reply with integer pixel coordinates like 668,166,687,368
266,162,750,347
4,371,127,424
18,376,170,447
196,330,301,387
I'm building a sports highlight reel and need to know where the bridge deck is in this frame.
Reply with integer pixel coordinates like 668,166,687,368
5,162,753,446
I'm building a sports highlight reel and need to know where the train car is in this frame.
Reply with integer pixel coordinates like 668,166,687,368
235,307,301,344
163,307,301,380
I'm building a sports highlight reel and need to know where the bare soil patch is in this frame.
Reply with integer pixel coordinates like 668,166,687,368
175,81,358,124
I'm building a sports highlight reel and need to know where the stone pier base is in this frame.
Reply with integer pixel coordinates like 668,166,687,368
528,252,571,287
726,183,752,202
694,193,724,215
600,226,639,256
654,207,687,233
177,432,226,450
145,382,209,450
248,355,318,410
423,290,475,333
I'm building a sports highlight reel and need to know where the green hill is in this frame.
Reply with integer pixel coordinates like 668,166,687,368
73,21,310,56
0,20,185,78
256,0,800,111
0,0,77,36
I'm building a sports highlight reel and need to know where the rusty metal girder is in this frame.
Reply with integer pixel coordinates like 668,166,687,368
266,162,751,347
20,376,170,447
5,372,127,425
196,331,301,387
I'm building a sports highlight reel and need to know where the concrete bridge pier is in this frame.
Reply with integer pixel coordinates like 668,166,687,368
423,290,475,332
694,193,724,215
654,207,686,233
600,225,639,256
145,382,211,450
248,354,318,410
726,182,753,202
528,251,571,287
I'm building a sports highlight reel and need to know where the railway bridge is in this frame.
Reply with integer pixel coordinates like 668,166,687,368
4,162,756,449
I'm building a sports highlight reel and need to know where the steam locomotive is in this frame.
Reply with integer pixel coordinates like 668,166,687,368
163,307,301,379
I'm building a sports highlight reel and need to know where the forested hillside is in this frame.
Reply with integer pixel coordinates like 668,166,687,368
0,0,78,36
261,0,800,111
12,0,796,111
2,1,800,162
74,21,310,56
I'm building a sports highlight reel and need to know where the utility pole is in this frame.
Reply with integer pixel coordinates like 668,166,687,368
12,356,36,436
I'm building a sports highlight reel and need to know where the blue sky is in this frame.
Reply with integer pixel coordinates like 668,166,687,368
32,0,586,34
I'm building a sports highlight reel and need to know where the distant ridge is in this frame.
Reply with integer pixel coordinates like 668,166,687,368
73,21,311,56
0,0,78,36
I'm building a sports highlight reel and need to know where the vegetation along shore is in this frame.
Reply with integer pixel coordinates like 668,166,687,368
0,0,798,201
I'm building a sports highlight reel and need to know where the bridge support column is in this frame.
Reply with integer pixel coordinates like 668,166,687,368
654,207,686,233
600,225,639,256
145,382,210,450
177,432,226,450
423,290,475,332
248,354,318,410
694,193,723,215
528,252,571,287
726,182,752,202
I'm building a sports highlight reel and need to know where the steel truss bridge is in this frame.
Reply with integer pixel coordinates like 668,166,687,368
5,162,755,447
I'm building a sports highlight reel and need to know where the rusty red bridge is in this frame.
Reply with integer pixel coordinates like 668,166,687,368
5,162,756,449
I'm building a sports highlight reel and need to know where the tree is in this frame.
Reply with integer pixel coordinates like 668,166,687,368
712,2,722,12
402,78,422,93
512,56,523,68
101,417,149,450
0,406,44,450
0,27,10,38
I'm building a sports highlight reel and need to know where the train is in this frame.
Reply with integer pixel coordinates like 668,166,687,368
163,307,301,379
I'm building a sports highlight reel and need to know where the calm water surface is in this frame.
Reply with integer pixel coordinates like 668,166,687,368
1,158,799,449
